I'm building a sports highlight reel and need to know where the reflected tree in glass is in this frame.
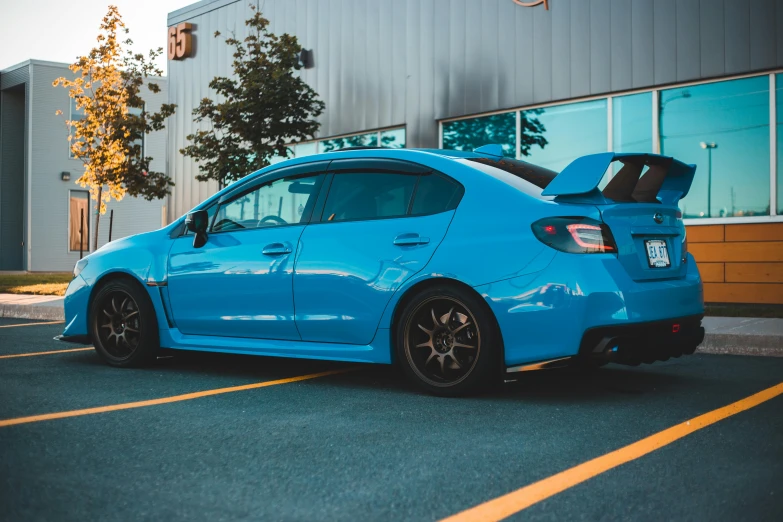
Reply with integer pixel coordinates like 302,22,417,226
442,111,547,158
319,132,377,152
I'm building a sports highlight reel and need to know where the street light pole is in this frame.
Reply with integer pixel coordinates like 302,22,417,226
700,141,718,217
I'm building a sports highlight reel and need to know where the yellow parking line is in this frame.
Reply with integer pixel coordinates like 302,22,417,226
0,320,64,329
441,382,783,522
0,368,354,428
0,347,93,359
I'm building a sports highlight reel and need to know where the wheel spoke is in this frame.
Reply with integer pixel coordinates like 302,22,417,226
416,340,434,349
452,341,476,349
448,354,462,370
124,326,139,333
440,307,454,327
111,297,118,313
430,308,440,328
102,309,112,318
417,323,433,335
425,350,438,366
451,321,472,334
124,310,139,319
437,354,446,374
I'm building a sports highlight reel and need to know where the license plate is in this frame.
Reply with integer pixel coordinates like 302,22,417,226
645,239,671,268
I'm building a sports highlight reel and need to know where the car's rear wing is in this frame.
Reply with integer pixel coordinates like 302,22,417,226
541,152,697,206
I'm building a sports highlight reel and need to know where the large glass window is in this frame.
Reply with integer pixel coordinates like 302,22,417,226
68,191,89,252
522,99,608,172
319,132,377,152
380,128,406,148
212,175,321,232
613,93,653,154
442,113,516,157
322,173,417,222
660,76,770,218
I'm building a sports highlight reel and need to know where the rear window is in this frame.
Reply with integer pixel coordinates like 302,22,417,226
463,157,556,189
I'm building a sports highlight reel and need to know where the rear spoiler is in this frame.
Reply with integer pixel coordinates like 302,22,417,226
541,152,697,205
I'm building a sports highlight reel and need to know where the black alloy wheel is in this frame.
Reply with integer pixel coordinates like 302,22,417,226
90,279,159,367
396,285,500,396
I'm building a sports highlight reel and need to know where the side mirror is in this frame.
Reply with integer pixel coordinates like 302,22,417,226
185,210,209,248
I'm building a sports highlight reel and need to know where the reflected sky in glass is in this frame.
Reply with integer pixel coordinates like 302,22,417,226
661,76,769,218
522,99,607,172
614,93,652,153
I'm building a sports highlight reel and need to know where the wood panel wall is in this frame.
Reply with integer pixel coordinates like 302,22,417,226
688,223,783,304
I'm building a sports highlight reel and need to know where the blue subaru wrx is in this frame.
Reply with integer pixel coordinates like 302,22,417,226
59,146,705,396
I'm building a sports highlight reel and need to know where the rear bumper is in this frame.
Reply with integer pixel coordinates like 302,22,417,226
477,252,705,367
578,314,704,365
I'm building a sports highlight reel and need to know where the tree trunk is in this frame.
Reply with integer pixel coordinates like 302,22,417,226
93,186,102,252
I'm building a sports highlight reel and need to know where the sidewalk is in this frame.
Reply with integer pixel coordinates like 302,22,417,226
0,293,780,357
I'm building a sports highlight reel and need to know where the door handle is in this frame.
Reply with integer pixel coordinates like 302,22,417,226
393,233,430,246
262,243,292,256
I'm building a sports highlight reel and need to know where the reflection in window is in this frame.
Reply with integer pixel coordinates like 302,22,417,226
322,173,417,222
614,93,652,154
522,99,607,173
68,191,89,252
410,174,462,215
212,175,320,232
319,132,376,152
380,128,406,148
442,112,517,157
660,77,769,218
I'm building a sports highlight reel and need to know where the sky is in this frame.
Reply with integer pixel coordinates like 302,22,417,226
0,0,194,73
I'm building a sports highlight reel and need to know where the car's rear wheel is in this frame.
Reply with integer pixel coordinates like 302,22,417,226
395,285,500,396
90,279,159,367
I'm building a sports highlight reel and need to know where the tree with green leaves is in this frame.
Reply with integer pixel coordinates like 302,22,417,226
54,5,176,250
181,4,325,187
442,110,548,158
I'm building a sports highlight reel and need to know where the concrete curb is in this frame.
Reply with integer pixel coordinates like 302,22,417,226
0,303,64,322
697,335,783,357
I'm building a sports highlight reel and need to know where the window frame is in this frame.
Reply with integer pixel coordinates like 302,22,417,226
67,189,90,253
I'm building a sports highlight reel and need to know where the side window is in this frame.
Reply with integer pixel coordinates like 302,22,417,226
212,174,321,232
410,174,463,215
321,173,417,222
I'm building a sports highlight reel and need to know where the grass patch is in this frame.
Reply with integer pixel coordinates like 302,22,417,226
0,273,72,297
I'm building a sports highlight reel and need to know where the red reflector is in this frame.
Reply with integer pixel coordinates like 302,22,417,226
543,225,557,235
672,324,680,333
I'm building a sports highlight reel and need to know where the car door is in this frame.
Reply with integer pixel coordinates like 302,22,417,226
293,158,464,345
167,162,327,340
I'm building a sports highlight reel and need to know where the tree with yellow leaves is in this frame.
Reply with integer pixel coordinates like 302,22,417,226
54,5,176,251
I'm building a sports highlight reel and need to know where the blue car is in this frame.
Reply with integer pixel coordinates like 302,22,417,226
60,146,705,396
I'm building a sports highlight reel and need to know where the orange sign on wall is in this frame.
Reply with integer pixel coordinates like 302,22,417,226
512,0,549,9
168,23,193,61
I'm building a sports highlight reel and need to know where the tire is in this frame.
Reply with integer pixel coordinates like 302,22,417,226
89,278,160,368
395,285,501,397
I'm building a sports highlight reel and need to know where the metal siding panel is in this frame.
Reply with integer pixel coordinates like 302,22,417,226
590,0,612,95
418,0,437,147
551,0,571,101
0,87,26,269
724,0,750,74
514,3,535,107
750,0,776,70
700,0,725,77
498,0,517,109
464,0,482,115
778,0,783,66
316,0,331,136
631,0,655,88
570,0,591,98
610,0,633,91
676,0,701,81
391,2,406,125
405,0,421,145
654,0,677,84
480,0,500,113
532,1,552,103
364,0,380,132
433,0,450,121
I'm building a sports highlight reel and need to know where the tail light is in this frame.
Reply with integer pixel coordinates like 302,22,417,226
532,217,617,254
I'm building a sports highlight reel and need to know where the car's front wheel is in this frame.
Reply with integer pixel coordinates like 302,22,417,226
89,278,159,367
395,285,500,396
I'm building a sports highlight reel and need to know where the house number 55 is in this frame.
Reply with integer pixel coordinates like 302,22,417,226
168,23,193,60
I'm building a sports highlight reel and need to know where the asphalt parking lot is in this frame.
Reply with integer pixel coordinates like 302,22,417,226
1,317,782,521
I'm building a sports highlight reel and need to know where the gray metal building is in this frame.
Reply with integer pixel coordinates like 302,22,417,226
0,60,169,272
166,0,783,220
